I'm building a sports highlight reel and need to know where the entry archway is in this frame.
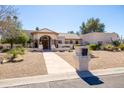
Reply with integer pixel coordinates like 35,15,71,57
40,35,51,49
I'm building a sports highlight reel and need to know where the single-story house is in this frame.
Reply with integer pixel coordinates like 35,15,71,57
30,28,119,50
30,28,81,49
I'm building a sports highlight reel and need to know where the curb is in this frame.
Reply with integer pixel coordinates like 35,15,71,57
0,67,124,88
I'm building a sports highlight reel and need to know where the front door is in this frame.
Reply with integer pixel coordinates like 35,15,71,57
42,39,49,49
40,36,51,49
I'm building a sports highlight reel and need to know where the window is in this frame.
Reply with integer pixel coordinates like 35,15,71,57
58,40,62,44
65,41,69,44
76,40,79,44
70,40,73,44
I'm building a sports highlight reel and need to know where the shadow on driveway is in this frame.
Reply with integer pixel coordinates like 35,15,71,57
76,71,104,85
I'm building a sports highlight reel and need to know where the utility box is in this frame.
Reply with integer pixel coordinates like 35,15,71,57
74,46,90,71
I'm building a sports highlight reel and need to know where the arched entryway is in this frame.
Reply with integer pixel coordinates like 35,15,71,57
40,35,51,49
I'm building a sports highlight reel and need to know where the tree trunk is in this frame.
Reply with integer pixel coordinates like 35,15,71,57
10,42,13,49
22,42,25,47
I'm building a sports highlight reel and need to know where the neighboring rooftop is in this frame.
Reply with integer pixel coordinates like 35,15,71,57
80,32,118,35
23,30,34,37
80,32,119,37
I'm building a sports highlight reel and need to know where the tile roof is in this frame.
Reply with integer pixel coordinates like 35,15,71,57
31,28,58,34
59,33,81,39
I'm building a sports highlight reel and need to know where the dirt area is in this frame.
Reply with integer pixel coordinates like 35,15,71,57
56,51,124,70
0,51,48,79
56,51,77,69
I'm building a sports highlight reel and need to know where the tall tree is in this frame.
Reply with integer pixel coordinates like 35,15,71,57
17,31,30,47
2,16,23,48
76,31,80,35
80,18,105,34
0,6,17,31
80,22,87,34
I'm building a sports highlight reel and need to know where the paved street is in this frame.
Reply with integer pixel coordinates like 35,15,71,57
9,73,124,88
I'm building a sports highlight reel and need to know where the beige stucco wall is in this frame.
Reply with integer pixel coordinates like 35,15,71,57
32,32,119,46
31,33,58,48
57,35,81,44
57,36,65,44
81,32,119,44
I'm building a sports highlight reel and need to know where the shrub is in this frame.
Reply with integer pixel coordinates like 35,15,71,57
8,47,25,58
103,44,114,51
112,40,121,47
8,49,18,58
119,44,124,51
16,47,25,55
89,44,97,50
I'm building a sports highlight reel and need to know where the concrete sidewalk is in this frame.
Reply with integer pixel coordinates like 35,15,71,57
43,52,76,74
0,67,124,88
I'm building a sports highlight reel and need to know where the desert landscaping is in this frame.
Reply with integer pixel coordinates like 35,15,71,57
56,50,124,70
0,50,47,79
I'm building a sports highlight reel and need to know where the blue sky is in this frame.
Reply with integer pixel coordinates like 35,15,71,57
16,5,124,37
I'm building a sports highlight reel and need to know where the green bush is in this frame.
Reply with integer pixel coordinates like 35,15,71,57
112,40,121,47
8,49,18,58
119,44,124,51
8,47,25,58
103,44,114,51
89,44,97,50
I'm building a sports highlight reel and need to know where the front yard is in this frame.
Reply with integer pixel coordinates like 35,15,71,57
56,51,124,70
0,51,48,79
1,49,124,80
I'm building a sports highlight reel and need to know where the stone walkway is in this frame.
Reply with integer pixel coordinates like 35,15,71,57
43,52,76,74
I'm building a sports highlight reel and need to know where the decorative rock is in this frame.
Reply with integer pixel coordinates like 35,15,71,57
12,55,23,62
1,59,9,64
